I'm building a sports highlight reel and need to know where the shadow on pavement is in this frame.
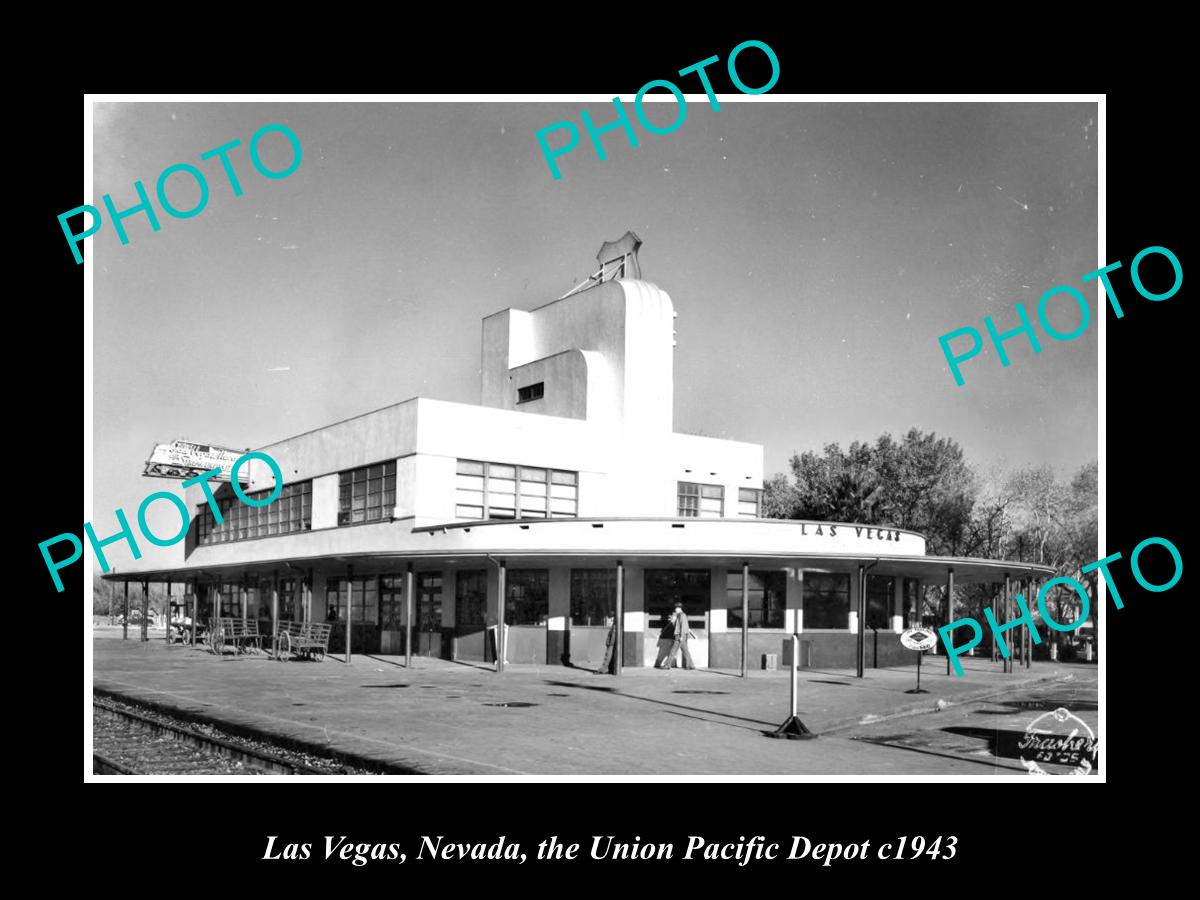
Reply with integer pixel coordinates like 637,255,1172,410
851,736,1025,772
361,654,410,669
542,679,778,727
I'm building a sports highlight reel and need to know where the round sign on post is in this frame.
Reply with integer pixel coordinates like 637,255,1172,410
901,628,938,652
901,628,936,695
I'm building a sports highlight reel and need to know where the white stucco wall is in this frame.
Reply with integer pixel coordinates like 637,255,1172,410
122,271,764,578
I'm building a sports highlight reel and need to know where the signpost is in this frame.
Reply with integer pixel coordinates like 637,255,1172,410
143,441,248,482
768,634,818,740
900,627,938,694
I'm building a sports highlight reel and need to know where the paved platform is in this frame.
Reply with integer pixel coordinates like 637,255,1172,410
91,628,1091,775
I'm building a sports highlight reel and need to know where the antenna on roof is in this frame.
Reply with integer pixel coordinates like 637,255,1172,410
557,231,643,300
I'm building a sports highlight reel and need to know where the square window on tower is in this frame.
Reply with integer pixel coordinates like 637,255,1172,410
517,382,544,404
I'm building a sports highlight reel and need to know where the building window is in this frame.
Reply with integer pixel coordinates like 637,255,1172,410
677,482,723,517
279,578,299,622
737,487,763,518
455,459,577,520
416,572,443,632
380,575,405,631
326,577,379,626
866,574,895,630
338,461,397,526
196,480,312,545
904,578,922,628
570,569,615,626
218,583,239,618
516,382,544,404
244,580,264,624
505,569,548,626
803,572,850,630
455,569,488,633
644,569,709,632
727,570,787,629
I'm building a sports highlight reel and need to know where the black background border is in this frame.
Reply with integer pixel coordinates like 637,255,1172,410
30,28,1186,882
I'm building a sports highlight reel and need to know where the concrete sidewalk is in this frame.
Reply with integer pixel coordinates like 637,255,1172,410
91,631,1091,775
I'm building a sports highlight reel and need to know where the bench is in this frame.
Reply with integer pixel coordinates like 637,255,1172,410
274,622,332,661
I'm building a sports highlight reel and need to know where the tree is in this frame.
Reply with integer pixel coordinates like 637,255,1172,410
767,428,978,555
1003,462,1098,657
93,574,114,617
761,472,797,519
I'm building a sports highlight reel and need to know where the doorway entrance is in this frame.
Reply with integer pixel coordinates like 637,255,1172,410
453,569,488,661
644,569,710,667
566,568,615,667
326,576,380,654
412,571,448,658
866,574,894,669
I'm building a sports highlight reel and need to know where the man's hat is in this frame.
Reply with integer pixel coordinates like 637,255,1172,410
673,601,683,608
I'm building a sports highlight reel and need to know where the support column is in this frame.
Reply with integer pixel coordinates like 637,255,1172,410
271,571,279,641
305,570,313,623
945,569,955,677
1026,578,1036,668
741,562,749,678
991,584,999,662
1019,577,1028,669
1002,574,1013,673
404,564,414,668
496,559,507,673
376,573,383,650
346,564,353,664
165,581,172,644
123,581,129,640
892,576,905,632
855,566,866,678
191,580,198,647
141,580,149,642
614,560,624,677
241,575,248,623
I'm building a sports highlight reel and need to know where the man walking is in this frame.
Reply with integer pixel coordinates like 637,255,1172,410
666,601,696,670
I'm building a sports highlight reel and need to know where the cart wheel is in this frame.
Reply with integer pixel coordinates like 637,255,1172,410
209,627,223,656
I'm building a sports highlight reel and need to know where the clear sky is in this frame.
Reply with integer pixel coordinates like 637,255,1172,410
92,100,1098,570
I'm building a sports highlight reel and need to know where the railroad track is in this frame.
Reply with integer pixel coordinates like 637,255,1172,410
92,696,329,775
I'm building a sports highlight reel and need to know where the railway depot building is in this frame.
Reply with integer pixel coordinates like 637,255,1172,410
110,234,1049,670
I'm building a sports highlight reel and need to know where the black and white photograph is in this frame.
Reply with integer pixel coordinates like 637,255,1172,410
77,94,1112,783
